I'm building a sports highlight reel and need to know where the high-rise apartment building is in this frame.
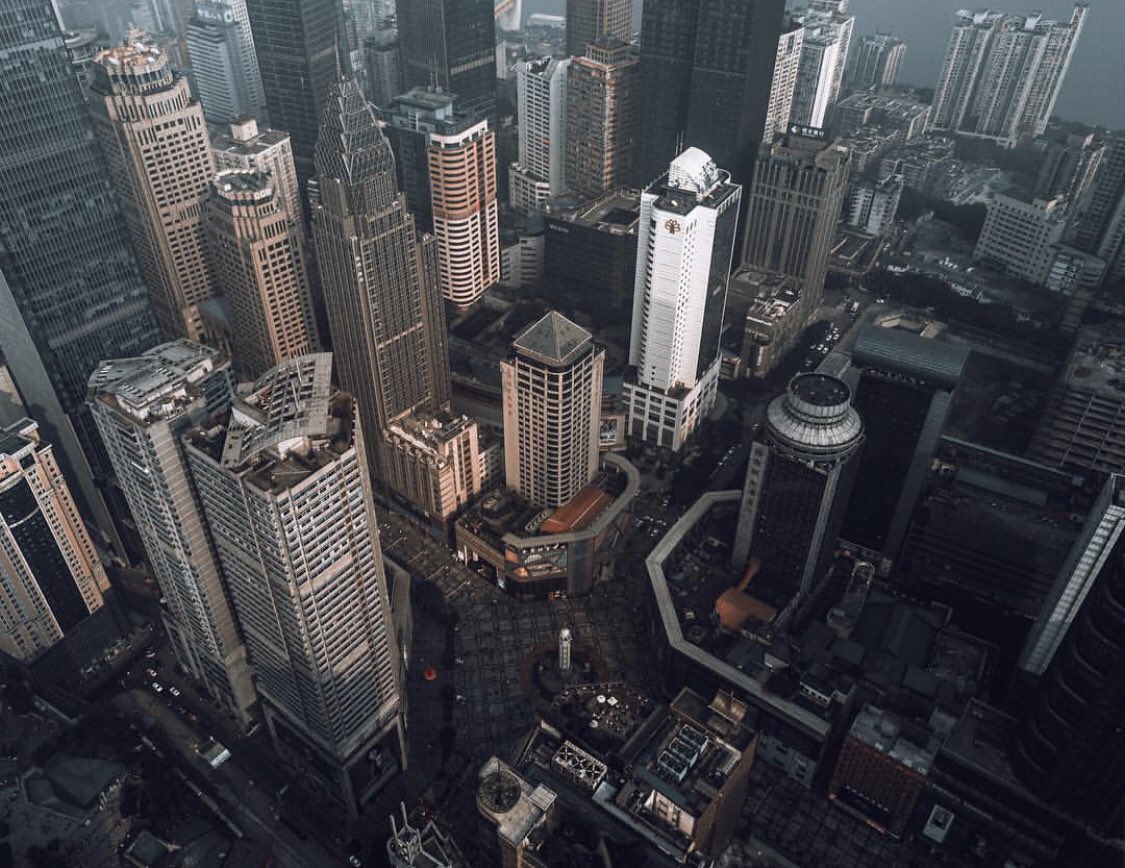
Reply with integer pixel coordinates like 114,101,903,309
397,0,497,120
625,149,741,452
313,79,465,523
764,19,805,143
510,56,570,214
635,0,785,186
89,342,256,726
1035,130,1104,211
501,312,604,509
244,0,347,194
839,328,968,571
565,0,631,57
929,6,1087,147
0,419,110,664
186,0,267,124
848,32,906,90
844,174,904,235
0,0,159,550
428,117,501,306
205,170,318,378
1069,133,1125,281
741,129,851,321
183,354,404,816
212,118,302,224
790,1,854,129
89,35,218,343
1015,474,1125,832
732,373,864,602
565,38,638,201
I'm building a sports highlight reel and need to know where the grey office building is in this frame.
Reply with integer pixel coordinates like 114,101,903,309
0,0,159,549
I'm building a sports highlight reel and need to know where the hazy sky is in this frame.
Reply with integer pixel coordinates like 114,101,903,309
523,0,1125,131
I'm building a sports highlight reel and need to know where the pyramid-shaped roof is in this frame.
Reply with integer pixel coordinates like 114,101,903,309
313,77,398,209
513,311,593,367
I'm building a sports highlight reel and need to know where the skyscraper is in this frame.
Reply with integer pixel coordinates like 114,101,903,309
732,373,864,602
929,6,1087,147
0,419,109,664
848,32,906,91
212,118,302,225
764,19,805,143
428,117,500,306
397,0,497,121
205,170,318,378
790,1,854,129
311,80,454,482
1069,133,1125,281
510,56,570,214
363,21,401,109
635,0,785,186
244,0,347,194
839,328,968,571
502,312,604,509
741,129,851,321
89,342,256,726
89,35,218,342
183,353,404,816
625,148,741,452
380,88,460,228
186,0,267,124
0,0,159,549
565,38,638,201
1015,474,1125,832
566,0,632,57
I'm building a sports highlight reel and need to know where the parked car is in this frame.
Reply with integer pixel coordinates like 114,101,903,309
151,682,164,694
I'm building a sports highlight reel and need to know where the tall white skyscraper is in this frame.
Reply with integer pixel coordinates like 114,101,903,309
186,0,267,125
88,342,256,726
183,353,404,816
510,56,570,214
790,1,854,129
930,6,1087,147
625,148,741,452
764,19,805,143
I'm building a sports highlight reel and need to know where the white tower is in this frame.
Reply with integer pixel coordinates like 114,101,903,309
558,627,573,675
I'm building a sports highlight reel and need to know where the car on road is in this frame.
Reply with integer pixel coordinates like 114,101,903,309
146,668,158,679
151,682,164,694
144,646,157,659
168,686,181,697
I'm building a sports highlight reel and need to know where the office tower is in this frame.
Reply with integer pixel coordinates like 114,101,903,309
397,0,497,120
363,24,401,109
635,0,785,186
929,6,1087,147
244,0,347,194
381,89,459,228
89,342,256,726
510,56,570,214
566,0,631,56
741,129,851,320
312,80,455,486
212,118,302,224
89,35,218,343
844,174,904,235
564,39,638,201
205,171,318,378
839,328,968,570
186,0,267,125
849,32,906,90
501,312,604,509
974,195,1068,285
625,149,741,451
0,419,110,664
183,354,404,816
1015,474,1125,832
764,19,804,143
1035,130,1104,211
732,373,864,601
790,1,854,129
0,0,159,551
428,116,501,306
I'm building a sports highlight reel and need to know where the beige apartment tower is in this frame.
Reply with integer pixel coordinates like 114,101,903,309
0,419,110,663
429,118,501,306
205,170,318,378
502,312,604,510
212,118,302,224
565,38,639,201
89,32,217,341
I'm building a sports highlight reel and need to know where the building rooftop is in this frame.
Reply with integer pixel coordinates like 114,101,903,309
766,374,864,454
852,325,970,388
513,311,593,367
848,705,937,776
212,119,291,156
89,341,226,425
386,410,477,463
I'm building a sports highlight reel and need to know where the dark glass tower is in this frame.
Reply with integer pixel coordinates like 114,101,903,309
311,79,451,480
840,327,969,571
0,0,159,547
396,0,497,121
245,0,348,194
635,0,784,185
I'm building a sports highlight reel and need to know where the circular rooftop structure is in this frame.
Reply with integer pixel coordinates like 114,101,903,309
766,373,863,458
